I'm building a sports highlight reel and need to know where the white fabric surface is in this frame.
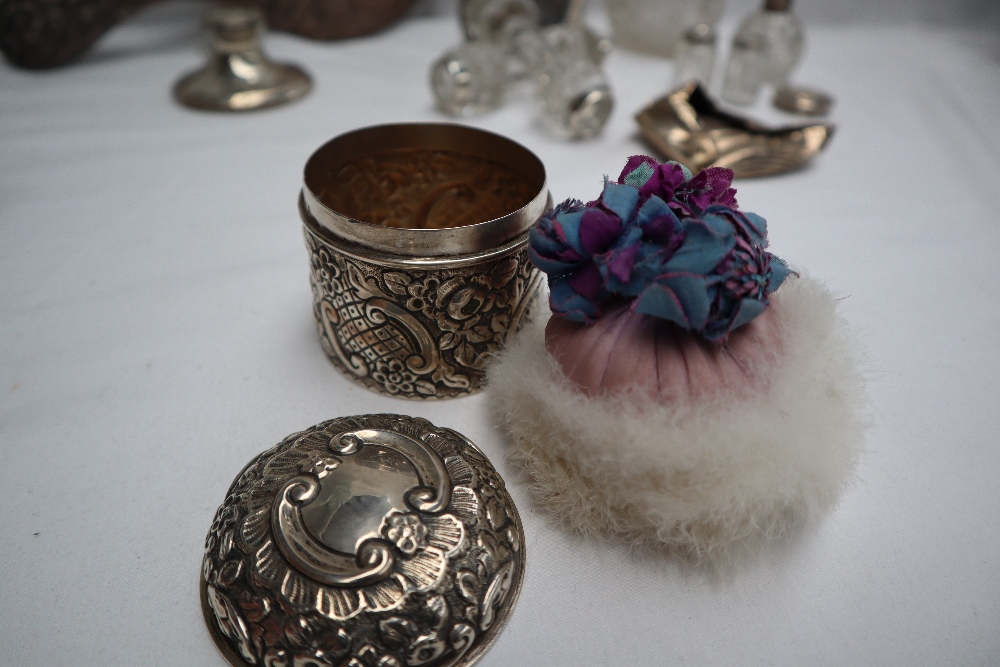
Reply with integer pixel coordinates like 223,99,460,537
2,4,999,665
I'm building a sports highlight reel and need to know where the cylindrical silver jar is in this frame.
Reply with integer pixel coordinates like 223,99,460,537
300,123,549,399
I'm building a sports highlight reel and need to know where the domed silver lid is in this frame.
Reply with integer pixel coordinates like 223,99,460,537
202,414,525,667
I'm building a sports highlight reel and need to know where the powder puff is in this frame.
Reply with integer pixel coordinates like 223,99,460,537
489,157,866,562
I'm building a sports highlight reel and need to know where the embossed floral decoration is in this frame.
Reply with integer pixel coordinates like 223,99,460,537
201,417,527,667
371,359,425,396
529,155,793,341
383,511,430,556
383,256,525,371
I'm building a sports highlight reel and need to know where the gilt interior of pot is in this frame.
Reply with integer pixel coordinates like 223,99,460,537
314,147,538,230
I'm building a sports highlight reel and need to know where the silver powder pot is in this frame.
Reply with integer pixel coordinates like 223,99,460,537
202,414,526,667
299,123,550,399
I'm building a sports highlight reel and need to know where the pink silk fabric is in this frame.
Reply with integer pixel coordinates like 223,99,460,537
545,303,784,402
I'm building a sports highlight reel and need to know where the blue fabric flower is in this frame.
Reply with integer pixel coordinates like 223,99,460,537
529,156,795,341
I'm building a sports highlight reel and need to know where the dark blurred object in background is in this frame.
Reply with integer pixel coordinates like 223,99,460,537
534,0,570,24
0,0,417,69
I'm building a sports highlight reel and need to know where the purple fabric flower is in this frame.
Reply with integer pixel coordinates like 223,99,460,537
618,155,739,218
527,199,588,276
529,156,793,341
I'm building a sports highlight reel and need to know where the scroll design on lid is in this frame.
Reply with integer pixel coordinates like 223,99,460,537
202,415,525,667
272,475,397,587
272,427,453,588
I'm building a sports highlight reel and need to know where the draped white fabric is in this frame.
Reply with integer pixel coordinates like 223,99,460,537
2,4,999,665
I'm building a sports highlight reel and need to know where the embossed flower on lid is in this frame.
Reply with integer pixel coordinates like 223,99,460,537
382,511,430,556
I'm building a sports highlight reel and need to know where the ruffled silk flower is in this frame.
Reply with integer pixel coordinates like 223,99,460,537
529,155,792,342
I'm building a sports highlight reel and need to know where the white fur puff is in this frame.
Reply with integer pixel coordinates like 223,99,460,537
487,274,866,562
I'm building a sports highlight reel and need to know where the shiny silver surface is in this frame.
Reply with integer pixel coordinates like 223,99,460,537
300,124,547,399
302,213,543,399
202,414,526,667
302,123,548,257
174,7,311,113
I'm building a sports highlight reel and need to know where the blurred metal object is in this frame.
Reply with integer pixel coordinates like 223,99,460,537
0,0,415,70
174,6,311,112
636,81,835,178
773,84,834,116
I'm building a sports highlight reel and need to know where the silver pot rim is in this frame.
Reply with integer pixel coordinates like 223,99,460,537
302,122,549,258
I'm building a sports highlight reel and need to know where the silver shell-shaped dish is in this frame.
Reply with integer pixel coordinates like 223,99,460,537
202,414,525,667
636,81,835,178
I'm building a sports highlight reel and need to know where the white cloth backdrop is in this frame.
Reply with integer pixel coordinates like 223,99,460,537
410,0,1000,26
2,3,999,665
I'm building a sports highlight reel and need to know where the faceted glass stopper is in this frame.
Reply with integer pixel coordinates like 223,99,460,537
533,25,614,140
430,41,507,117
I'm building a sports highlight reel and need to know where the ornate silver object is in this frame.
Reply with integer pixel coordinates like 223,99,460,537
300,124,548,399
202,414,526,667
174,7,311,112
636,81,834,178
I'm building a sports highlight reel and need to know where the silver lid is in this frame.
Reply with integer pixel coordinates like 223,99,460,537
202,414,525,667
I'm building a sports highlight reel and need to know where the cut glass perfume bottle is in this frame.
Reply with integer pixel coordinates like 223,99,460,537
672,22,717,89
721,0,804,106
607,0,724,58
430,0,613,139
532,24,613,139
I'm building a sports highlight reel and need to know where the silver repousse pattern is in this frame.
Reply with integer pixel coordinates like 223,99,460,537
304,227,541,399
202,415,525,667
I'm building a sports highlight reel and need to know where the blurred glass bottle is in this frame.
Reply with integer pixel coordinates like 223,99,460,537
672,22,717,89
721,0,804,106
528,24,614,139
431,0,539,116
607,0,724,58
432,0,614,139
431,41,508,116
